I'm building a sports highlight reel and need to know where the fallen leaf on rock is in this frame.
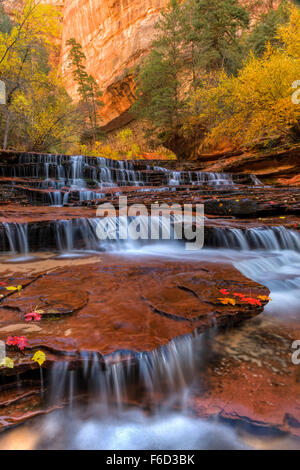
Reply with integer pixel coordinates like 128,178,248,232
6,335,28,350
220,289,230,295
218,297,236,306
233,292,246,299
242,297,262,306
0,357,14,368
24,311,42,322
31,350,46,366
257,295,271,301
6,285,22,292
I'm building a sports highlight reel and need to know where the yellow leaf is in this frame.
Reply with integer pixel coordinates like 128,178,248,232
218,297,236,306
0,357,14,368
6,285,22,292
257,295,272,301
31,350,46,366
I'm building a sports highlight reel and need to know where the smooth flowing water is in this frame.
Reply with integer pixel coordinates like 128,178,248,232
0,224,299,449
0,153,297,449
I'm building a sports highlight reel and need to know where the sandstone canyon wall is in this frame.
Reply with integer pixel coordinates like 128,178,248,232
58,0,280,130
60,0,170,129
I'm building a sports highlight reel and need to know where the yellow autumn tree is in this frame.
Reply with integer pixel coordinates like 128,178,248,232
190,5,300,149
0,0,80,152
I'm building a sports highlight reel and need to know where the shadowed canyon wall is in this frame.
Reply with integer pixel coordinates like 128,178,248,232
53,0,280,129
60,0,169,129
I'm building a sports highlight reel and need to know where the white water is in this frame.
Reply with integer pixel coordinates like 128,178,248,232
1,219,299,255
1,154,262,206
27,409,248,450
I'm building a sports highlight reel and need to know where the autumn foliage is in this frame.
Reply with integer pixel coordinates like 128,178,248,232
190,6,300,150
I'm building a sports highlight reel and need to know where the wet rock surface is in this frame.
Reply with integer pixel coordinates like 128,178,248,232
192,315,300,438
0,151,299,447
0,257,268,360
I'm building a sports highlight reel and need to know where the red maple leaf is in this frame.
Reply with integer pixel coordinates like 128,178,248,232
220,289,229,295
242,297,262,306
6,336,18,346
25,311,42,322
17,336,29,350
6,335,29,350
233,293,246,299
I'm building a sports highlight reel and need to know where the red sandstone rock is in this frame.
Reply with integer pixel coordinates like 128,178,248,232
0,258,268,360
190,315,300,438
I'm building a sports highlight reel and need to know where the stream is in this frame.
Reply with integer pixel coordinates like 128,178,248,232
0,154,299,449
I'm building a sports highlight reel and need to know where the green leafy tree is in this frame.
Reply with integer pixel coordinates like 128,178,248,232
66,38,104,145
0,3,12,34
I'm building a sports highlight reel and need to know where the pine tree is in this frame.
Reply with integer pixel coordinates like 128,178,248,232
246,1,290,57
132,0,185,146
66,38,103,144
189,0,250,75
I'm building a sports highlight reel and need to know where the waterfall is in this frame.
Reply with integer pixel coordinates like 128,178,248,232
153,166,262,186
1,154,148,188
1,220,299,254
2,222,29,254
209,226,300,251
48,191,65,206
49,333,200,410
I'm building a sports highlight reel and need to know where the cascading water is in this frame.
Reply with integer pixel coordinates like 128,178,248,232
8,331,248,450
0,153,263,208
1,222,29,254
1,220,299,255
153,166,262,186
1,153,298,450
209,226,300,251
50,333,198,410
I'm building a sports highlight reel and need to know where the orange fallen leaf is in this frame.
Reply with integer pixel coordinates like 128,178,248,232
257,295,272,301
218,297,236,306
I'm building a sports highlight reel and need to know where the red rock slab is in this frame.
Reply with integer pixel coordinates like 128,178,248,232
279,175,300,186
0,204,98,224
0,256,269,362
190,315,300,438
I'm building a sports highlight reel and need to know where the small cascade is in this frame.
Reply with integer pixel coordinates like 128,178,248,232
153,166,261,186
209,226,300,251
1,222,29,254
1,220,299,254
9,154,148,188
47,191,65,206
194,172,234,186
79,191,104,202
49,333,200,411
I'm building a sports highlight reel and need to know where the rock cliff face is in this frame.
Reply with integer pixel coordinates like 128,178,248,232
59,0,279,129
60,0,169,127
